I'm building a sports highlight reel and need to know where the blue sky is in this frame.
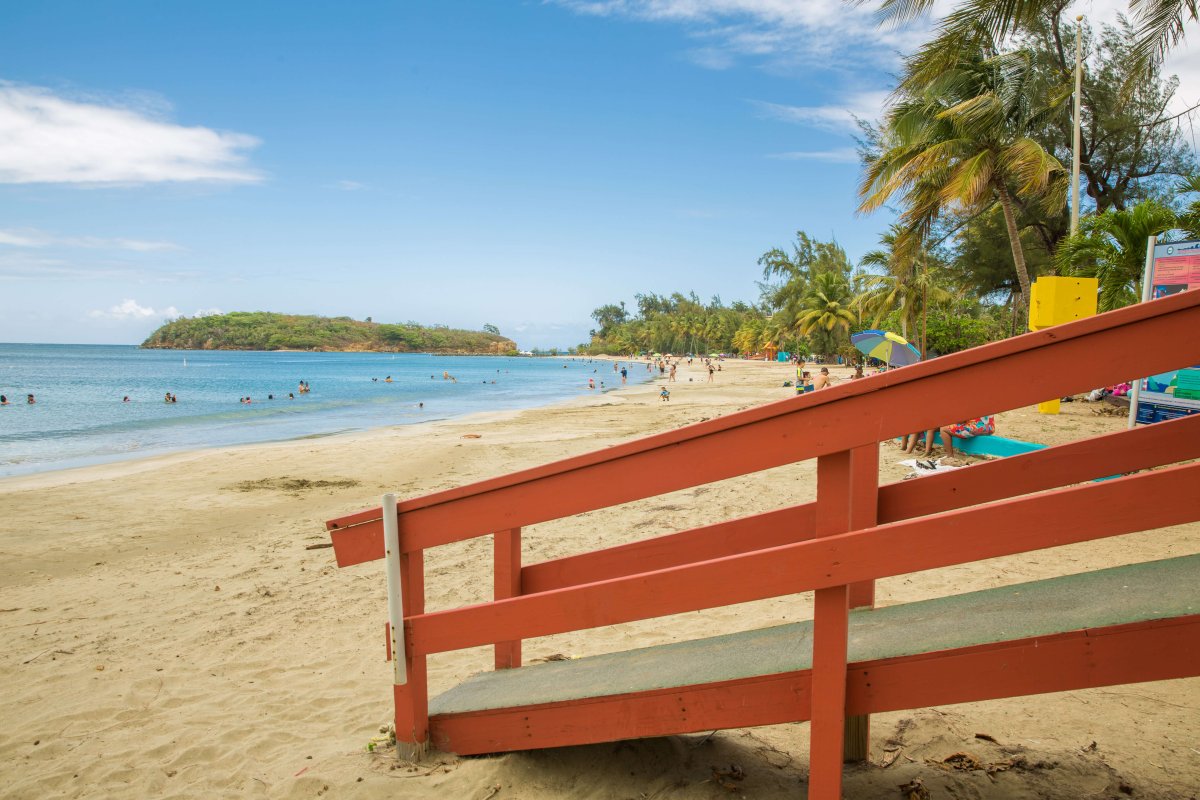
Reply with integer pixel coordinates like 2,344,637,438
0,0,1167,348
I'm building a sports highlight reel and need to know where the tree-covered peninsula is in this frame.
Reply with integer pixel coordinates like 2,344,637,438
142,312,518,354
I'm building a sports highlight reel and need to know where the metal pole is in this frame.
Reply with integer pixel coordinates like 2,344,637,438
1070,15,1085,238
1127,234,1157,429
382,492,408,684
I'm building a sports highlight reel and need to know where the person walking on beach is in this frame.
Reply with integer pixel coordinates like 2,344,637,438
708,364,715,382
669,363,677,382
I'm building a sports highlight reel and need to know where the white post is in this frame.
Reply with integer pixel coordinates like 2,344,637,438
382,493,407,684
1127,235,1157,429
1070,16,1085,238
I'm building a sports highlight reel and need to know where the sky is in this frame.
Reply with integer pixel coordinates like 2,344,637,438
1,0,1196,349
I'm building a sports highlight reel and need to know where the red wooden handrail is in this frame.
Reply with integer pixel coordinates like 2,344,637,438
520,412,1200,594
329,289,1200,566
404,459,1200,655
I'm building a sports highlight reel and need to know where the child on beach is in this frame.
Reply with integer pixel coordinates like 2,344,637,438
659,387,670,401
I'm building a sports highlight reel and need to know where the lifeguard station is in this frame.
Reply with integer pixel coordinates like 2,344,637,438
327,290,1200,799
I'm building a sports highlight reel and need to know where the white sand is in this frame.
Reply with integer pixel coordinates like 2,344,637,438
1,358,1196,799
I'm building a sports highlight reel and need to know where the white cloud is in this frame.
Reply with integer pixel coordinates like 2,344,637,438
767,147,860,162
0,230,42,247
752,92,891,133
88,299,180,320
192,307,223,317
0,227,182,251
0,83,262,185
552,0,937,70
336,180,367,191
109,238,183,252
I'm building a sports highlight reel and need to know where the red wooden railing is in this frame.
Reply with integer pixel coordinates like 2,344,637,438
328,288,1200,799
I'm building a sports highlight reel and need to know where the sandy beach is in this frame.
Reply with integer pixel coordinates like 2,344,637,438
1,357,1196,799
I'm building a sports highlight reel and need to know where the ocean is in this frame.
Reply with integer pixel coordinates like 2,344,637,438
0,344,647,478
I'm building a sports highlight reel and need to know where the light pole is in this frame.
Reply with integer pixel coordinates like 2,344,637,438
1070,15,1084,237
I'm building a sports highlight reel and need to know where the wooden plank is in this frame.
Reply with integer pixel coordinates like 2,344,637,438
514,413,1200,595
425,616,1200,756
494,528,522,670
878,411,1200,523
844,444,878,762
407,460,1200,655
329,292,1200,565
846,616,1200,716
847,444,878,611
810,451,853,796
430,670,814,755
394,550,428,745
520,505,816,595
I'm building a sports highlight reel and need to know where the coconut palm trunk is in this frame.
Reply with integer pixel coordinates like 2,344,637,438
996,182,1033,327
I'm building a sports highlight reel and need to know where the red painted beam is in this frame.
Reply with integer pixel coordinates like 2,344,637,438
517,413,1200,594
408,461,1200,655
329,291,1200,566
431,670,814,755
426,616,1200,756
847,615,1200,715
521,504,817,594
878,411,1200,523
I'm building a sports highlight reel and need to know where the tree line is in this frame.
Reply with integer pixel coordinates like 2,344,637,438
142,312,517,354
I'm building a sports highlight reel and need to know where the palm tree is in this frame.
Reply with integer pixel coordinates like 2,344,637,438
864,0,1197,78
797,271,857,355
859,46,1065,324
1174,173,1200,238
856,226,921,338
1055,199,1178,310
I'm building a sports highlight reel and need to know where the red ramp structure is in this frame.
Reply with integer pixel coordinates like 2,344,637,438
327,289,1200,799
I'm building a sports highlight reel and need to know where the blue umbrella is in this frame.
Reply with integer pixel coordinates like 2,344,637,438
851,329,922,366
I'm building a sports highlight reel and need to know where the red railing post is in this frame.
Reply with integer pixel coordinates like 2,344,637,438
844,443,877,762
394,546,429,750
809,443,877,796
494,528,522,669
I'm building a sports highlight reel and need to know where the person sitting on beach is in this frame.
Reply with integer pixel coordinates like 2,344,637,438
934,416,996,456
813,367,834,390
659,387,670,402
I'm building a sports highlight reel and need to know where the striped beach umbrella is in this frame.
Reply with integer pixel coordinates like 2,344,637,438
850,329,922,366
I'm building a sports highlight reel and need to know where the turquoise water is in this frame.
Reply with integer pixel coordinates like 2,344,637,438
0,345,647,477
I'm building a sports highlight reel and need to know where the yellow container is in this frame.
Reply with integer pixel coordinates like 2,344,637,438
1030,277,1098,414
1029,276,1098,330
